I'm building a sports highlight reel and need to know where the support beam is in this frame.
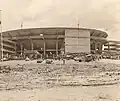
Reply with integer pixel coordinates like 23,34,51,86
4,35,65,40
56,37,58,56
3,49,15,54
3,39,16,44
62,39,65,54
99,43,102,53
31,42,34,50
43,40,46,58
14,43,17,55
97,42,102,53
3,44,15,49
30,39,34,50
20,43,23,55
95,41,97,53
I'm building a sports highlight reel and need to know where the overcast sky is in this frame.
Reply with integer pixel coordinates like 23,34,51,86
0,0,119,40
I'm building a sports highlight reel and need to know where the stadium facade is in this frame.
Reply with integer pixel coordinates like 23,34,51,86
0,27,108,58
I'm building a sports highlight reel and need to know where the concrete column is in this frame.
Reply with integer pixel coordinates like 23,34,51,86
95,41,97,53
43,40,46,57
99,43,102,53
29,38,34,50
14,43,17,55
20,43,23,55
64,39,65,54
31,40,34,50
56,38,58,56
98,42,102,53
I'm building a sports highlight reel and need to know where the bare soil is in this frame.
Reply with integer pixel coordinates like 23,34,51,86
0,59,120,101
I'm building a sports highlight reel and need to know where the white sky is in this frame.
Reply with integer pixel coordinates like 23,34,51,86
0,0,119,40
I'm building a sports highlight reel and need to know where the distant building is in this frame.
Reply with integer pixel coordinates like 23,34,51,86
104,41,120,52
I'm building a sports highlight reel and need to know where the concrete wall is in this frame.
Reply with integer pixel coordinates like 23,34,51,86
65,29,90,53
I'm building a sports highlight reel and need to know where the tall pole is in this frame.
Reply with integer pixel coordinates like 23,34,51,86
77,20,80,29
0,10,3,61
56,30,58,57
21,21,23,30
20,21,23,55
77,20,79,53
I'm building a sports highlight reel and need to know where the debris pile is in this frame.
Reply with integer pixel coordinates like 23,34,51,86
0,65,11,73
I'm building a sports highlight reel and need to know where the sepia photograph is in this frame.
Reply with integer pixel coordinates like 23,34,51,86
0,0,120,101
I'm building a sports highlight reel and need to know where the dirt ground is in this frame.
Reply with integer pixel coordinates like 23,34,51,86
0,85,120,101
0,59,120,101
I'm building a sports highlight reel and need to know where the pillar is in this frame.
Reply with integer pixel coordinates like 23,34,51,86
31,40,34,50
56,38,58,56
99,43,102,53
98,42,102,53
20,43,23,55
95,41,97,53
14,43,17,55
43,40,46,58
64,39,65,54
29,38,34,51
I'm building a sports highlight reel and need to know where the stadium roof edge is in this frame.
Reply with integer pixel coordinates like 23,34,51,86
2,27,108,38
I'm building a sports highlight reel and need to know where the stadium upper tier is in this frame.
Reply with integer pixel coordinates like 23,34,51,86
2,27,108,40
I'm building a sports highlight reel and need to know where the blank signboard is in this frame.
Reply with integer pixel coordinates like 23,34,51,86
65,29,90,53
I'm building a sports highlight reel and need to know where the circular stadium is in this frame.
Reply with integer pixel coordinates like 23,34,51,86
1,27,108,59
